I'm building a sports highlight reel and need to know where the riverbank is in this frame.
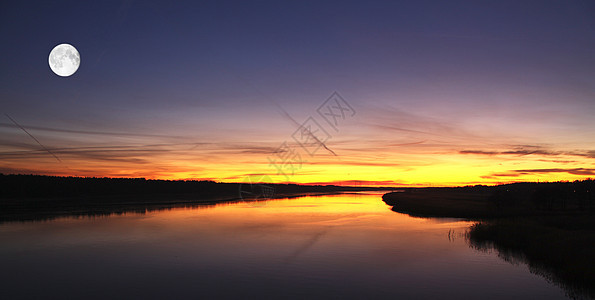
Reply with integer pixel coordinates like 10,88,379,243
468,217,595,298
0,190,376,223
0,174,393,222
382,181,595,298
381,188,493,219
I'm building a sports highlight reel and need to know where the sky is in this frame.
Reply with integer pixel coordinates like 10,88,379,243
1,0,594,186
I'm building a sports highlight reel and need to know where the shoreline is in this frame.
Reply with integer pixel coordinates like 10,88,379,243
0,190,384,223
0,174,396,223
381,186,595,298
382,189,493,219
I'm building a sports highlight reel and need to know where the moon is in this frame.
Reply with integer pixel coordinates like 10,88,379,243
48,44,80,77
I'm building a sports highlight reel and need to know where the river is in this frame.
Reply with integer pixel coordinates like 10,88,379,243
0,192,569,299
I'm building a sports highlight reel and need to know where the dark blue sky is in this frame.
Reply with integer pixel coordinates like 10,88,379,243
1,0,594,184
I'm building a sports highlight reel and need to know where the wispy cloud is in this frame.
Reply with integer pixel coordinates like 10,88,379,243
0,122,184,139
459,150,500,155
482,168,595,179
515,168,595,176
4,114,61,162
460,146,595,159
362,105,487,143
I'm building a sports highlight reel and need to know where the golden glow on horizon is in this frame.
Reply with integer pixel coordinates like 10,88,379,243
2,109,593,187
4,145,593,187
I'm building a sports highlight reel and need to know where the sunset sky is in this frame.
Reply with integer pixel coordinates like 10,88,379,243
1,0,594,186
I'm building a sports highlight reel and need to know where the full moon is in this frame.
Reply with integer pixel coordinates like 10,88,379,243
48,44,80,77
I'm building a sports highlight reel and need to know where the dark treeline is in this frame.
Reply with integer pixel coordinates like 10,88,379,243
386,179,595,218
0,174,392,199
486,180,594,213
0,174,393,223
0,174,236,199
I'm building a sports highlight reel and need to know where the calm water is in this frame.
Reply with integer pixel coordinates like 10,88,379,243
0,192,568,299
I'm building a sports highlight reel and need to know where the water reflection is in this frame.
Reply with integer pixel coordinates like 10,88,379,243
0,193,569,299
0,192,357,224
467,223,595,300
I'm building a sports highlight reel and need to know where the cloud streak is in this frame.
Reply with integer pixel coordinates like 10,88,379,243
5,114,61,162
482,168,595,179
0,122,184,139
460,147,595,159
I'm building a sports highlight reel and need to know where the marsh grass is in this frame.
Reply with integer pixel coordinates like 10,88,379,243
383,181,595,299
467,218,595,299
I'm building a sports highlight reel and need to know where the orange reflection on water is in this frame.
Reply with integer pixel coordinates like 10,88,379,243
141,192,471,231
130,192,475,256
0,192,567,299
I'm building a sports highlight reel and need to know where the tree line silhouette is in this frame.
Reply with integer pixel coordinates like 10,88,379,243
0,174,391,199
487,180,595,213
0,174,393,223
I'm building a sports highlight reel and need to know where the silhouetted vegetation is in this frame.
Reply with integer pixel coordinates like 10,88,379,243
0,174,393,223
0,174,236,198
382,187,493,218
468,218,595,299
383,180,595,218
383,180,595,299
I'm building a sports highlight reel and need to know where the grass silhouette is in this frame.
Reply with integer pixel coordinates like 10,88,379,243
383,180,595,298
